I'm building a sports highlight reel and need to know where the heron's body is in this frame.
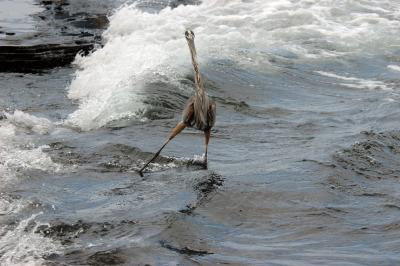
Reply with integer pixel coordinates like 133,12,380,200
138,30,216,176
182,95,216,131
183,30,216,131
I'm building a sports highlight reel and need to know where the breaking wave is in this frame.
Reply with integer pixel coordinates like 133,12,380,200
0,111,60,184
315,71,392,90
66,0,400,130
0,213,61,266
0,111,62,265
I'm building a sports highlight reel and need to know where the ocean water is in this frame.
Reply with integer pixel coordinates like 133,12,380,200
1,0,400,265
0,0,43,40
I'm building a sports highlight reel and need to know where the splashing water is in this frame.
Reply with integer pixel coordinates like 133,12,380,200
66,0,400,130
0,112,62,265
0,213,61,266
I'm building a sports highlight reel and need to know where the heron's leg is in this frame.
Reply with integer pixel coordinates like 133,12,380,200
139,122,186,176
204,129,211,169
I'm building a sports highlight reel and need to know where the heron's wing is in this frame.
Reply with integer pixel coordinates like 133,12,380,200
182,96,195,125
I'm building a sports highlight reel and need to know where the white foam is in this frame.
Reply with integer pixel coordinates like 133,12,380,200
0,112,61,185
66,0,400,130
315,71,392,90
0,213,61,266
139,160,178,172
0,195,26,217
135,154,206,173
0,112,62,265
388,65,400,72
5,110,54,135
1,144,61,174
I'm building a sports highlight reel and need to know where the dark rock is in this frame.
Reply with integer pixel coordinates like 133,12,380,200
41,0,54,5
195,172,224,195
332,130,400,179
80,32,95,37
179,204,196,214
0,43,93,72
71,15,109,29
0,0,116,72
43,253,60,260
179,172,224,214
47,141,75,150
160,240,213,256
87,249,126,265
36,220,92,238
36,218,139,248
40,0,68,6
169,0,201,8
54,11,70,20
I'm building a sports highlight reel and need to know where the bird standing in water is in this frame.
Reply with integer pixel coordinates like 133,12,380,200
139,30,216,176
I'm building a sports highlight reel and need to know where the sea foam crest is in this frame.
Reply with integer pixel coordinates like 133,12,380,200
5,110,54,134
0,111,60,185
66,0,400,130
0,213,61,266
0,111,62,264
315,71,392,90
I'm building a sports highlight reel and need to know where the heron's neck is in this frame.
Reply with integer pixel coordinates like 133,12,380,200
187,39,205,93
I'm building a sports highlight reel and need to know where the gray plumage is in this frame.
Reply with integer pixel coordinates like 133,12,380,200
138,30,215,176
182,30,216,131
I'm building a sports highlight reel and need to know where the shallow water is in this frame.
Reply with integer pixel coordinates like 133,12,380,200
0,0,42,39
1,0,400,265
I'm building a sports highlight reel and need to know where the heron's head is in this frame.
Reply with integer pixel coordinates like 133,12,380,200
185,30,195,41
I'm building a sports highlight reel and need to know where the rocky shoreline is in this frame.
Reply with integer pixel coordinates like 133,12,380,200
0,0,116,72
0,43,93,72
0,0,201,73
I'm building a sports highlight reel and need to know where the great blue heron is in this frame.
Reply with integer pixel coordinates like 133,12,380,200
138,30,216,176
